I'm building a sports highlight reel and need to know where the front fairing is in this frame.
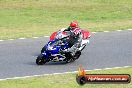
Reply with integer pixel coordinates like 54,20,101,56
48,45,61,54
42,38,69,56
46,39,62,53
41,38,69,61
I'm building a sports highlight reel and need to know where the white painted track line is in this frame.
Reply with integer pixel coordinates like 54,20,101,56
128,29,132,30
19,38,26,40
92,32,97,34
0,65,131,81
9,39,14,40
33,37,39,38
117,30,122,32
0,29,132,42
103,31,109,32
0,40,4,41
44,36,49,37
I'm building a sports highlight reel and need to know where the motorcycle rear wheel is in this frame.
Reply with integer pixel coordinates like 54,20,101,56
73,51,81,60
65,52,73,63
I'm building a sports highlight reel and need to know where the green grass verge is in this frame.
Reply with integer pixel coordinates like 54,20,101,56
0,67,132,88
0,0,132,39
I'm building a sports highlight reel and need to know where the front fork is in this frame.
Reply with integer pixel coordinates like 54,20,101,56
41,51,50,61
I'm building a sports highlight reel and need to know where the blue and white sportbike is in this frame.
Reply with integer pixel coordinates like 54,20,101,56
36,29,91,65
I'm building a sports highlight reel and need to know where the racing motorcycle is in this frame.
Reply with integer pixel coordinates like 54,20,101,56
36,28,91,65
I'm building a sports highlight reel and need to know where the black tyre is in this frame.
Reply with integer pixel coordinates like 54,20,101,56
36,54,47,65
41,47,46,53
65,52,72,63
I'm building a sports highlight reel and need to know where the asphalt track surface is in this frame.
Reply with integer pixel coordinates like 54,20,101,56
0,30,132,79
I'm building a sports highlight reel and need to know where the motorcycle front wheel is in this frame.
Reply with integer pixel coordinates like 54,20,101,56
36,54,47,65
41,46,46,53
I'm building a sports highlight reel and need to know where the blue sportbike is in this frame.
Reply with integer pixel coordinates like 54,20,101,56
36,29,90,65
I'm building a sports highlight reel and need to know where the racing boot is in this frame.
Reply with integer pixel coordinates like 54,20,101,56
67,44,79,56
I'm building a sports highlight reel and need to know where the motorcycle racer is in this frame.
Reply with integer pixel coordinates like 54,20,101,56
63,20,83,54
36,21,90,65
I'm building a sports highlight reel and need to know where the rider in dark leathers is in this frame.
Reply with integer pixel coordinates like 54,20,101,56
63,20,82,53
